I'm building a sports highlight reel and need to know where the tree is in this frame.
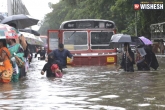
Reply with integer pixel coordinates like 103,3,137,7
39,0,165,38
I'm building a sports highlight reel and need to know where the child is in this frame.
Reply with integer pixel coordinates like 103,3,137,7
41,52,62,77
51,64,63,78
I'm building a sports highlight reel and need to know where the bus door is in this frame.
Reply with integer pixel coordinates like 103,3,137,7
47,30,60,53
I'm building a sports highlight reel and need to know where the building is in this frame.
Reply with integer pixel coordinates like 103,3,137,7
7,0,29,16
0,0,29,17
0,0,8,22
0,0,29,23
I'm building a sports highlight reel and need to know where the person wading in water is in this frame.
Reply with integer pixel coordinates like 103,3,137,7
116,43,135,72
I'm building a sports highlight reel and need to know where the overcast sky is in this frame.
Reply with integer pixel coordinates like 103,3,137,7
22,0,59,30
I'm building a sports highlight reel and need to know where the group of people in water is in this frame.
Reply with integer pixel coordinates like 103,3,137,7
0,23,32,83
0,21,74,83
39,43,73,78
116,43,159,72
0,36,30,83
0,29,74,83
0,25,159,83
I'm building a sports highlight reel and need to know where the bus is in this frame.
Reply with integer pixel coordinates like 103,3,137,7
47,19,117,66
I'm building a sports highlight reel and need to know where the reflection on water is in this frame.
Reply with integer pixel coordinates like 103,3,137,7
0,58,165,110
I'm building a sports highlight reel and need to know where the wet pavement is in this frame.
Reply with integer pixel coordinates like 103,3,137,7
0,57,165,110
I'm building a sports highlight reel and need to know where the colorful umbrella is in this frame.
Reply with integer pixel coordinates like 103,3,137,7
35,36,44,45
139,36,153,45
20,32,43,46
0,24,18,39
19,29,40,36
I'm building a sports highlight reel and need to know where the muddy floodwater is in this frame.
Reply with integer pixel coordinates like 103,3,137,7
0,57,165,110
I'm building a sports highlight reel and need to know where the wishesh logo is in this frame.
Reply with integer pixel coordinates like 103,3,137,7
134,4,140,10
134,1,164,10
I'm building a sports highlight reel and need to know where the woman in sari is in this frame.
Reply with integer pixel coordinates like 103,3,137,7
0,39,13,83
6,39,24,82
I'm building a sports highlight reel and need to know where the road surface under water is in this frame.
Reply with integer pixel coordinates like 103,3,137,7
0,57,165,110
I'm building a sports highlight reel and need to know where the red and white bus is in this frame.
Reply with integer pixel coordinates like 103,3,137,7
47,19,117,66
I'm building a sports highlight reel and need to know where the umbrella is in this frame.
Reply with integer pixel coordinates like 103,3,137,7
109,34,144,48
0,15,5,22
139,36,153,45
0,24,18,39
20,32,43,45
131,36,144,46
35,36,44,45
110,34,132,43
0,14,39,29
19,29,40,36
20,32,37,45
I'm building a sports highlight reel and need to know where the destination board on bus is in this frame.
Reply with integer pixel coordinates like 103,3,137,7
63,21,114,29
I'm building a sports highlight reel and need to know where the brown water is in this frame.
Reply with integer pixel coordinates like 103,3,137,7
0,58,165,110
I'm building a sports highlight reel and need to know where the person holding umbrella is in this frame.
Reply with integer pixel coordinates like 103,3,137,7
8,23,29,76
6,38,24,82
116,43,135,72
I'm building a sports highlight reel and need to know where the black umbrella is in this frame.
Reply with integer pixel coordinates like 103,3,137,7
144,45,159,70
19,29,40,36
136,45,159,70
0,14,39,29
0,15,5,22
131,36,144,46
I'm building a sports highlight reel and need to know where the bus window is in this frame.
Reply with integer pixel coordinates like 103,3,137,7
63,31,88,50
91,31,113,49
49,32,58,50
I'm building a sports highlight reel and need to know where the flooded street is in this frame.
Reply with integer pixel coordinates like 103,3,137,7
0,57,165,110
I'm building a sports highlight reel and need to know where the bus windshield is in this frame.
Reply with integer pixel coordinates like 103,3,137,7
91,31,113,49
63,31,88,50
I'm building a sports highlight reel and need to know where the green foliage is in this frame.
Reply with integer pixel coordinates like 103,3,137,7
39,0,165,38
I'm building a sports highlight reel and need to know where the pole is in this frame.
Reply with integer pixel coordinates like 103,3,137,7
135,11,137,36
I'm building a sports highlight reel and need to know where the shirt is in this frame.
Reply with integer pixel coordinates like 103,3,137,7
53,49,73,68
